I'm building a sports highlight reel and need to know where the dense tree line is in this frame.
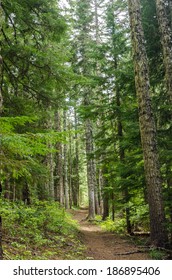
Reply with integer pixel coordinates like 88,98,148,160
0,0,172,259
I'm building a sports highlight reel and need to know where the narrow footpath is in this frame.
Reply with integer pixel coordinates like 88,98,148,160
71,209,151,260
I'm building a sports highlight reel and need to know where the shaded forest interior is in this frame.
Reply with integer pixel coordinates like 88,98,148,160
0,0,172,259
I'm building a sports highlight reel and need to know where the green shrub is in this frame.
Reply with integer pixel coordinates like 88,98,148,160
100,217,126,234
0,199,81,259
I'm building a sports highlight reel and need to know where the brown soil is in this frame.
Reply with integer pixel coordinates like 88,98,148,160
71,209,151,260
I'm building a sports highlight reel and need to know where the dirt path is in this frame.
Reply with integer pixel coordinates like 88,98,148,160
71,209,151,260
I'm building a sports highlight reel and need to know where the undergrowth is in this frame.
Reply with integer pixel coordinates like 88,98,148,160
0,199,85,260
100,217,126,234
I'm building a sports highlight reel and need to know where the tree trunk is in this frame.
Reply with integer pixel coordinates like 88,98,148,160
63,109,69,209
85,118,95,220
167,0,172,28
44,108,55,199
116,86,132,234
72,109,80,207
111,192,115,221
68,121,73,209
128,0,168,247
102,176,109,221
156,0,172,107
54,111,64,205
0,183,3,260
166,163,172,245
0,1,3,259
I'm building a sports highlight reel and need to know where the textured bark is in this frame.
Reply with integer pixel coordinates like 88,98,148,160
156,0,172,106
168,0,172,27
0,183,3,260
128,0,168,247
0,0,3,112
0,1,3,260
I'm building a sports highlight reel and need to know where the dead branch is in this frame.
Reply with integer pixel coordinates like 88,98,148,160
114,249,149,256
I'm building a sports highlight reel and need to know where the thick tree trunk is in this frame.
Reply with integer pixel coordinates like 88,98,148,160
0,183,3,260
0,1,3,259
128,0,168,247
167,0,172,28
156,0,172,106
166,163,172,245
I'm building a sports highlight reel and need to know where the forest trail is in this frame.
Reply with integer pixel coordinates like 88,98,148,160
70,209,151,260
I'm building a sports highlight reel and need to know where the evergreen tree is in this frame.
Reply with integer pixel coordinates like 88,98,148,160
127,0,168,247
155,0,172,107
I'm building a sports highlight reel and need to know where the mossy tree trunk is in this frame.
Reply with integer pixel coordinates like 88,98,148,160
156,0,172,107
128,0,168,247
0,0,3,260
0,183,3,260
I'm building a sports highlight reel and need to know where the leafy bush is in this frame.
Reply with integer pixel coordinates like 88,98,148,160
0,199,82,259
100,217,126,234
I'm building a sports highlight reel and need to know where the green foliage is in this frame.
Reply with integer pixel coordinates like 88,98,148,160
1,199,84,259
0,115,66,183
149,249,168,260
100,217,126,234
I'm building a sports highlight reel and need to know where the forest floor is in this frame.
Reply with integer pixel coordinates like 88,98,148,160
70,209,151,260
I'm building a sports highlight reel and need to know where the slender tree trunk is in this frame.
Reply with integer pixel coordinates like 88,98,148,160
54,111,64,205
102,170,109,221
85,117,95,220
156,0,172,107
102,192,109,220
68,122,73,209
128,0,168,247
111,192,115,221
98,164,104,215
12,180,16,202
49,148,55,199
4,177,10,200
44,109,55,199
117,88,132,234
72,109,80,207
93,159,100,214
92,0,101,216
63,109,69,209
